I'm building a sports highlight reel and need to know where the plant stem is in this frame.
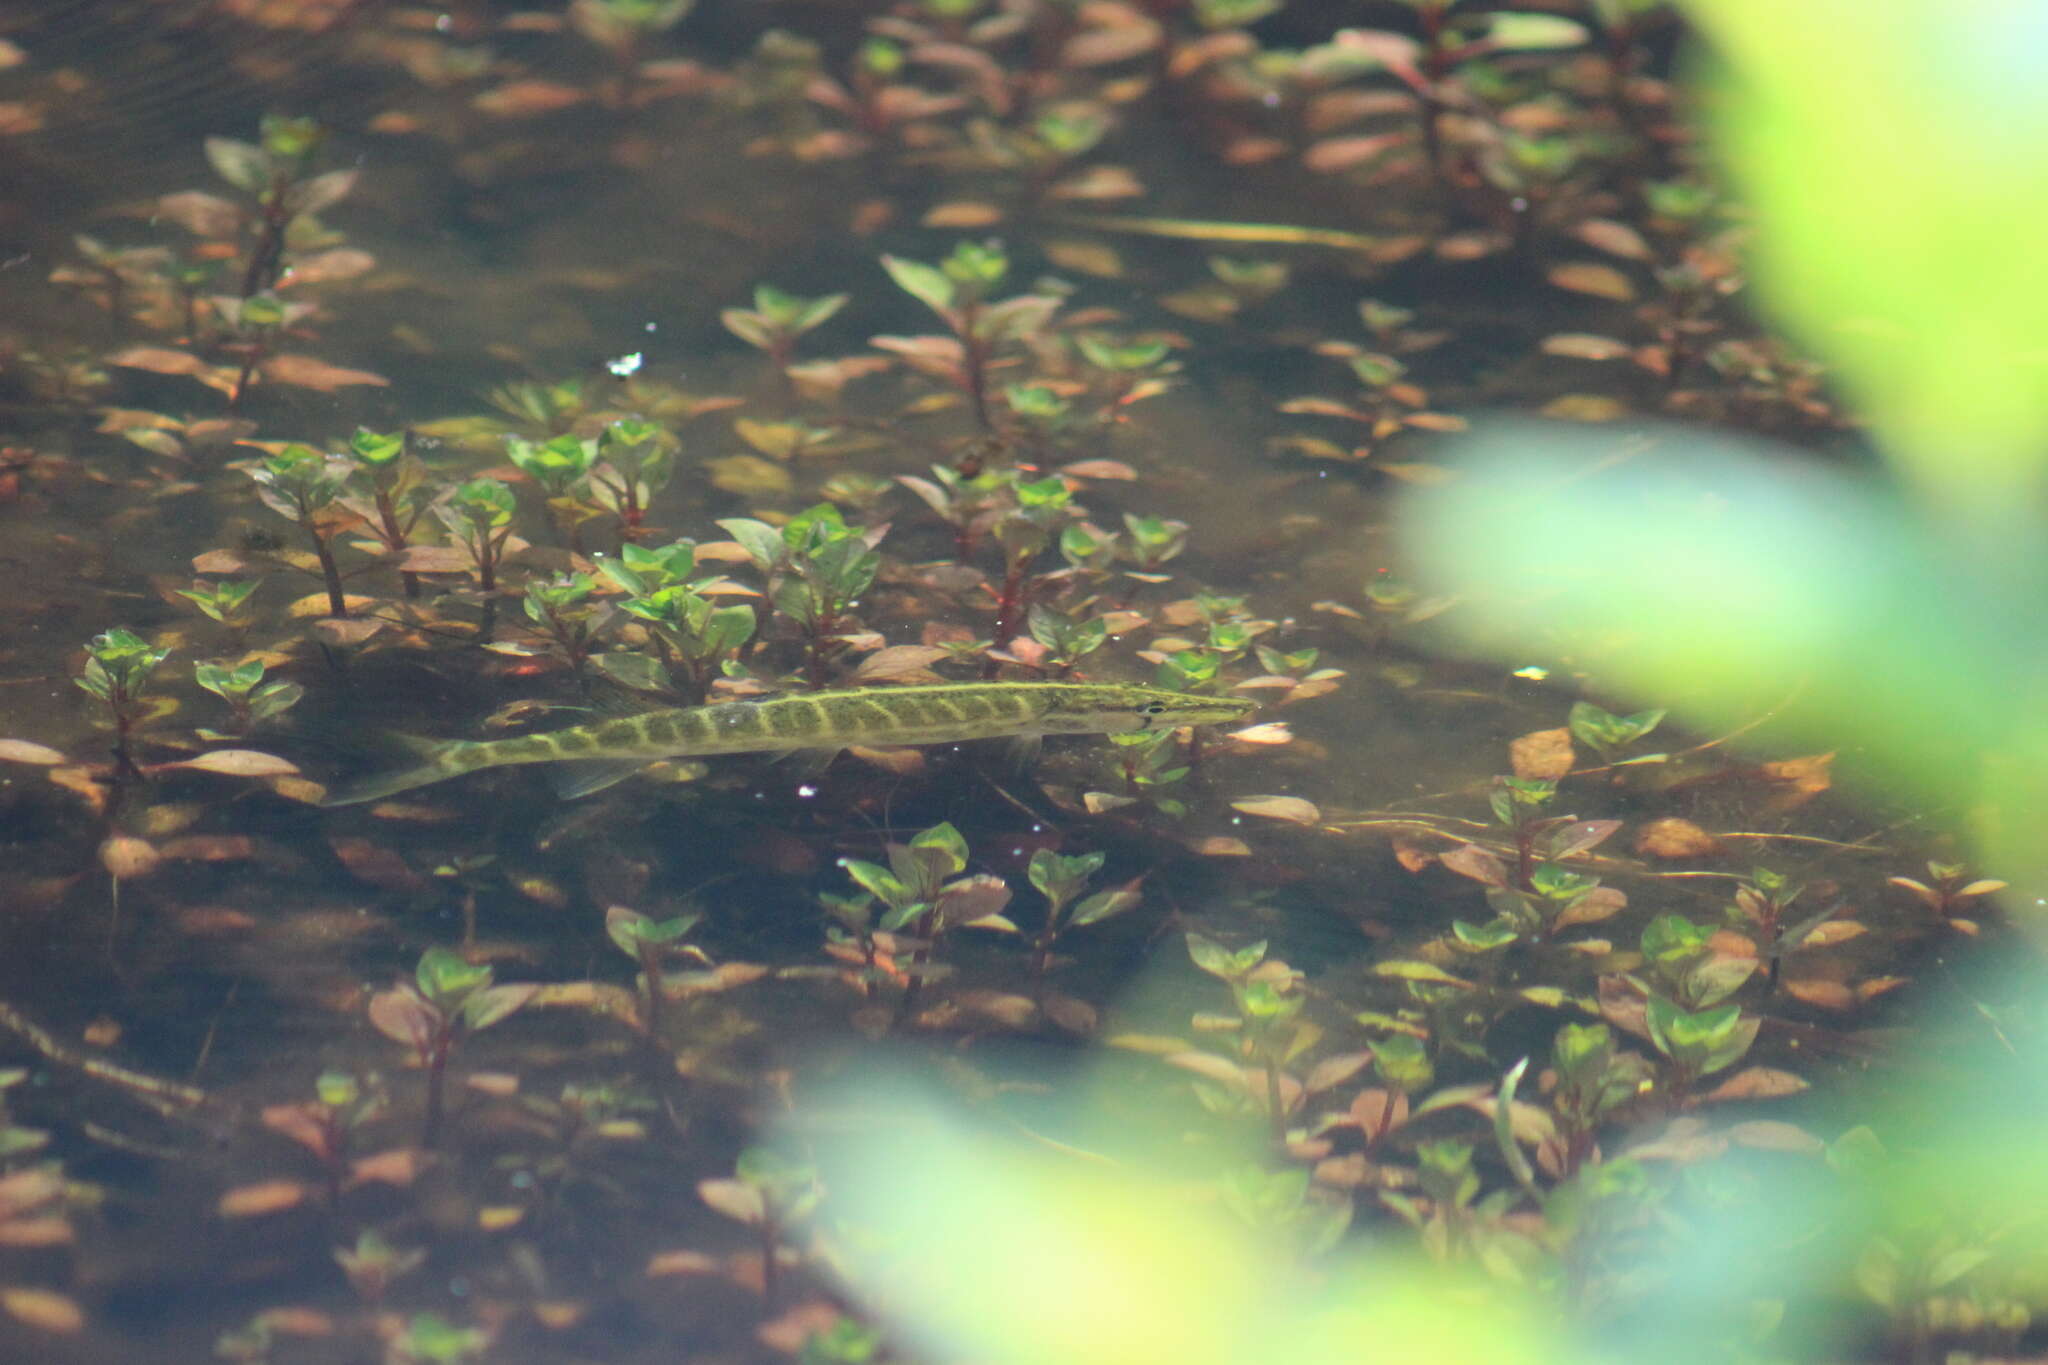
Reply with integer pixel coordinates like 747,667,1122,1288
423,1031,452,1148
307,524,348,618
639,945,664,1040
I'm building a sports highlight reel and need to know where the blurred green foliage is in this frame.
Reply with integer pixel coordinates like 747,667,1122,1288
795,3,2048,1363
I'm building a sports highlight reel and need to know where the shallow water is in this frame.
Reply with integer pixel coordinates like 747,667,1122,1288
0,3,1993,1361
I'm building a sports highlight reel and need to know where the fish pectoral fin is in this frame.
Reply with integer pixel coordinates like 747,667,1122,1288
768,747,843,778
1001,734,1044,774
546,757,654,800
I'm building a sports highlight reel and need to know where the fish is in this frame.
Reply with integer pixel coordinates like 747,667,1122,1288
321,681,1256,807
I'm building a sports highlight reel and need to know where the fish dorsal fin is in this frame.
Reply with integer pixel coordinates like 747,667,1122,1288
546,757,653,800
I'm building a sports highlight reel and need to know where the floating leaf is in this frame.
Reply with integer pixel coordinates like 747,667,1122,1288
707,455,793,498
1794,920,1867,949
167,749,299,777
922,200,1005,228
698,1177,766,1225
99,836,161,880
473,79,589,116
0,1287,84,1334
261,355,390,391
1703,1067,1809,1103
1546,262,1637,302
848,646,951,684
1633,817,1724,860
1440,844,1508,887
1509,727,1575,779
218,1179,309,1218
1726,1121,1824,1154
0,739,65,766
107,345,211,376
1230,795,1321,826
1571,219,1653,260
1372,960,1472,987
1540,333,1633,362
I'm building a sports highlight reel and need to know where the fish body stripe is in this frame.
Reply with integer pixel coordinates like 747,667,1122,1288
325,682,1254,806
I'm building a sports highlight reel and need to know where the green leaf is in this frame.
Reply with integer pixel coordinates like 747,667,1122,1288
909,822,970,877
839,859,907,906
1186,932,1262,979
1070,884,1142,927
881,254,956,316
1479,13,1588,49
1372,960,1473,988
459,983,535,1034
416,946,490,1006
1926,1246,1993,1291
1551,1022,1613,1076
1368,1035,1433,1093
1640,914,1710,970
1450,918,1519,952
204,136,269,192
1685,955,1759,1009
717,518,787,572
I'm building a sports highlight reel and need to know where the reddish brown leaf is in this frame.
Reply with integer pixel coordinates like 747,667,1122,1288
1702,1067,1808,1103
328,836,426,892
108,346,209,376
1541,333,1633,361
218,1180,309,1218
847,646,952,685
1440,843,1508,887
1726,1120,1823,1153
1546,262,1637,301
1509,727,1575,779
0,1287,85,1334
166,749,300,777
921,200,1005,228
348,1148,430,1188
0,739,66,765
1572,218,1654,261
1634,817,1724,860
473,79,589,116
1230,795,1322,826
261,355,389,392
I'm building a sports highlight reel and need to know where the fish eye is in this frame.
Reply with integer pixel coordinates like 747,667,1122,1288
1140,701,1170,716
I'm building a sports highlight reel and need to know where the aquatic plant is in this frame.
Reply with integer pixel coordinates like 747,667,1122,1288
698,1145,822,1306
1024,848,1141,979
604,904,704,1038
193,658,303,737
875,240,1061,435
74,628,169,779
260,1070,386,1206
244,444,353,618
723,285,850,375
368,948,536,1147
835,821,1015,1027
339,428,428,599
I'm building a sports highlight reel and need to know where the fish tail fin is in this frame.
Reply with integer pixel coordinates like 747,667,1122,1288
320,734,464,807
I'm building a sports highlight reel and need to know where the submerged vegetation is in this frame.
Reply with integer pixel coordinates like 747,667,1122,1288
0,0,2041,1361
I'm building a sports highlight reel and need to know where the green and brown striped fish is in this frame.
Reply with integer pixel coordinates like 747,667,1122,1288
322,681,1254,807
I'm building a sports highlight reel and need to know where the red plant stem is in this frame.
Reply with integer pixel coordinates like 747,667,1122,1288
422,1029,453,1148
982,561,1030,679
958,307,994,432
374,489,421,600
639,945,664,1039
240,192,290,299
759,1212,782,1308
227,341,265,413
307,525,348,618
